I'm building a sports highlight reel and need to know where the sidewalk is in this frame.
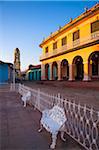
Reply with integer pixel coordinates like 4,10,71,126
0,89,85,150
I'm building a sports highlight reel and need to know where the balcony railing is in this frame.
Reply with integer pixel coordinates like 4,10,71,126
73,39,80,47
40,31,99,60
91,31,99,39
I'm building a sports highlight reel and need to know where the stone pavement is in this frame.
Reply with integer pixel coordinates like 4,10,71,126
0,88,85,150
23,81,99,111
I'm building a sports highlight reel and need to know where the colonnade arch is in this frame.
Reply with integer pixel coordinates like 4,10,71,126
88,51,99,79
52,61,58,80
45,64,50,80
42,51,99,81
61,59,69,80
72,56,84,80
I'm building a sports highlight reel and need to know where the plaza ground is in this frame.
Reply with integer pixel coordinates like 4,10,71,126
0,86,85,150
23,80,99,111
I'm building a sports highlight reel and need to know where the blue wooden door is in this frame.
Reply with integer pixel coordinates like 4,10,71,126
0,64,8,83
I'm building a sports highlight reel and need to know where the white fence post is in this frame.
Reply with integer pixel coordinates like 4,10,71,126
37,88,40,111
10,83,12,91
10,83,16,91
57,93,61,106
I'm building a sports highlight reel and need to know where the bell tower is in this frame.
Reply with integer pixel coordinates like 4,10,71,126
14,48,21,77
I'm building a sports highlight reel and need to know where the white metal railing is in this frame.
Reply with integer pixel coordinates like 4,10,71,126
40,31,99,60
12,83,99,150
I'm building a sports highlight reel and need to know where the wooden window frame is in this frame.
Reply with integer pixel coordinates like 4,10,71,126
53,42,57,50
91,20,99,33
61,36,67,46
73,30,80,41
45,46,49,53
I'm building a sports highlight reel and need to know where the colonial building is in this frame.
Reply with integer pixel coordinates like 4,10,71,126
39,4,99,81
0,60,13,84
14,48,21,78
26,65,41,81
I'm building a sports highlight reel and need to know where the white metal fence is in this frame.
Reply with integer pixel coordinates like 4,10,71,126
11,83,99,150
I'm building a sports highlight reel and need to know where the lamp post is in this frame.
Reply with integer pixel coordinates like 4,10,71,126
13,64,15,91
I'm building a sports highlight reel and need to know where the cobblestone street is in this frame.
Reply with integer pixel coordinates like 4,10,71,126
0,85,85,150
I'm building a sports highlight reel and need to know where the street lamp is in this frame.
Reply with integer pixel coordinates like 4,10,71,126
13,64,15,91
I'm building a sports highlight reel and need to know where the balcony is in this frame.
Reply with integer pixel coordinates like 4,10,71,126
91,31,99,40
40,31,99,60
73,39,80,48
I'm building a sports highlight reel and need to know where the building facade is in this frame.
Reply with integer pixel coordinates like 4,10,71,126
40,4,99,81
26,65,41,81
0,61,13,84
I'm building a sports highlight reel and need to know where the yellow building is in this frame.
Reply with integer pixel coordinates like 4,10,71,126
39,4,99,81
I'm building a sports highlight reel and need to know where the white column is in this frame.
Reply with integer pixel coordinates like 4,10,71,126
49,62,53,80
41,64,45,80
57,61,61,80
13,64,15,91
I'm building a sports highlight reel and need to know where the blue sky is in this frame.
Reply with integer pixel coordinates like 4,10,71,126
0,1,97,71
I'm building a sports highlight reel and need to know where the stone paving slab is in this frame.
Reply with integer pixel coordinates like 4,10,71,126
0,90,85,150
